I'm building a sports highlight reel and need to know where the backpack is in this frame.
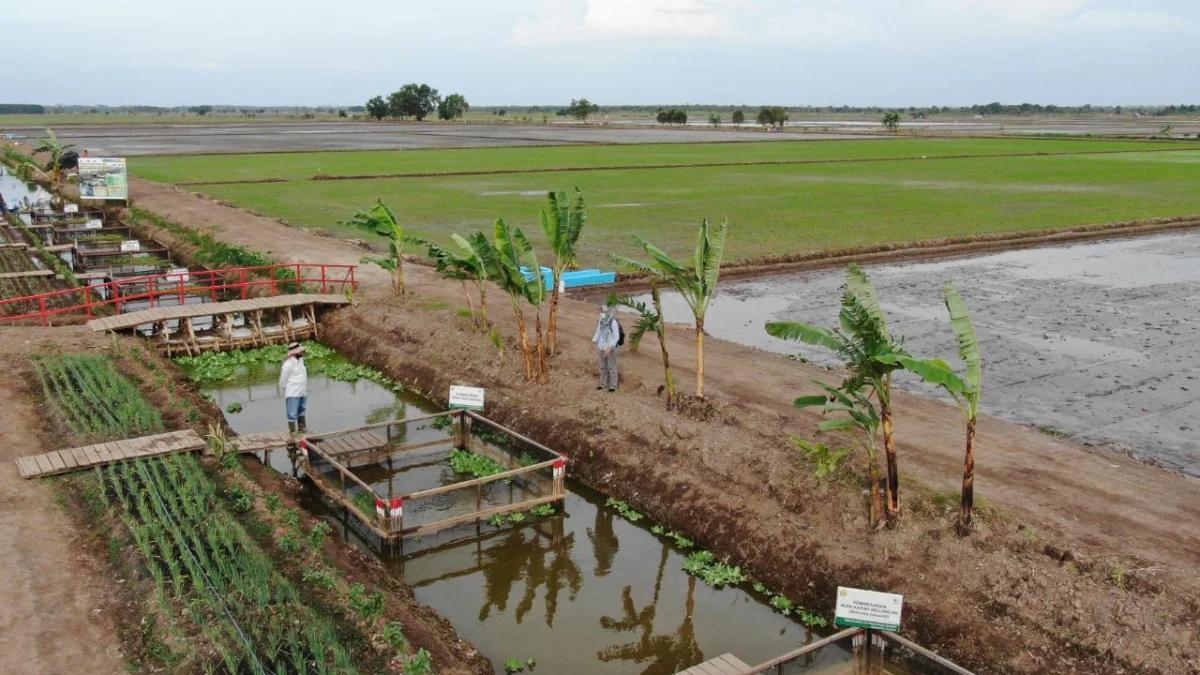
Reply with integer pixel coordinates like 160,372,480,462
616,320,626,347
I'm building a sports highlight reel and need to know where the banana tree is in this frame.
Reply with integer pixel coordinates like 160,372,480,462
4,149,45,183
33,129,74,182
612,219,727,398
882,282,982,534
410,234,489,327
540,188,587,354
766,263,907,516
469,220,547,381
343,200,405,295
795,380,886,527
614,287,676,405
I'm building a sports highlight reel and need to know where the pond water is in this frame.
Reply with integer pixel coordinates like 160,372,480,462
193,349,914,675
0,166,53,208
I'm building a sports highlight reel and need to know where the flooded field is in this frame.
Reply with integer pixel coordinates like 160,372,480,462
0,122,864,156
646,232,1200,476
195,349,919,674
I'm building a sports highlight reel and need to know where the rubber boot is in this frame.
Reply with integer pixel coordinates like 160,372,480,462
288,421,297,436
297,416,308,434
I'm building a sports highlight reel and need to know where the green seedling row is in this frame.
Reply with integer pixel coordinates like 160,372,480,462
32,354,163,439
103,454,358,674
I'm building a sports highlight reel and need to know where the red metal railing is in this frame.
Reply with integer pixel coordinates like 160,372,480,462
0,263,357,326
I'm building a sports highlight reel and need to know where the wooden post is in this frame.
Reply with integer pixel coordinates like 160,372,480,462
306,304,318,340
270,266,276,295
240,269,248,300
320,265,327,294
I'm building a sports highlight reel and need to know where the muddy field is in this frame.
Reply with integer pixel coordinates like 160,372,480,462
0,122,872,156
647,231,1200,476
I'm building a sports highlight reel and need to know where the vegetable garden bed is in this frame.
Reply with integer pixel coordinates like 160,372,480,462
29,349,436,674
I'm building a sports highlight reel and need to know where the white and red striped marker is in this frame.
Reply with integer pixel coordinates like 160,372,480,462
297,439,310,458
389,497,403,518
375,497,386,519
553,456,567,479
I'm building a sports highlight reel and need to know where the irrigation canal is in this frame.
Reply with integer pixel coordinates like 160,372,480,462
192,347,916,675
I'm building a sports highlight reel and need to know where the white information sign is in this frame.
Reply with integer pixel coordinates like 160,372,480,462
448,385,485,412
64,204,79,213
834,587,903,631
78,157,128,201
120,240,141,253
85,219,104,229
165,267,190,283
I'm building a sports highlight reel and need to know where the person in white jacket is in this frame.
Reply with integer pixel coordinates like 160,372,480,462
278,342,308,434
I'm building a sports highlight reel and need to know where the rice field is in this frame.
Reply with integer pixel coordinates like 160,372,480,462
178,144,1200,266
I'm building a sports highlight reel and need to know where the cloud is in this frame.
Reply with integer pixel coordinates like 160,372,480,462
1074,8,1197,34
965,0,1095,23
509,0,744,45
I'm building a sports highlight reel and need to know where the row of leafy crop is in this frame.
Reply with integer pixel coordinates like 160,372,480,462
6,213,80,287
32,354,163,439
98,455,356,674
32,351,414,673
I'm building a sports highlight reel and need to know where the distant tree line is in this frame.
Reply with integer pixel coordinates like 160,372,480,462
656,108,688,125
0,104,46,114
365,84,470,121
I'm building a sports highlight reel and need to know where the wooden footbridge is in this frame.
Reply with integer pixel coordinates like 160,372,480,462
0,263,357,352
16,410,572,547
86,293,350,354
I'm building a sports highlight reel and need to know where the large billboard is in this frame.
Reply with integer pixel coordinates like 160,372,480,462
78,157,128,201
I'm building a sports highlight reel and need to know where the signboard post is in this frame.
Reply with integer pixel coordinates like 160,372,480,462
85,219,104,229
448,385,485,412
78,157,128,202
120,240,141,253
834,587,903,631
64,204,79,213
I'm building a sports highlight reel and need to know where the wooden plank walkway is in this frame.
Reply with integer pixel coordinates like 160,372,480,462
16,430,206,479
234,431,296,454
232,430,391,455
0,270,55,279
675,654,752,675
87,293,350,332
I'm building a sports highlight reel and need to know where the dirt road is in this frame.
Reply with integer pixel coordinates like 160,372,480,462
0,328,125,675
128,177,1200,673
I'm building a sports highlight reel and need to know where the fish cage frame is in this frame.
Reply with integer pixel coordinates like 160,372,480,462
299,409,568,542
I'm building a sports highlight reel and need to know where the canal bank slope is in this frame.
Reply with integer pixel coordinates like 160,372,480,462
125,176,1200,674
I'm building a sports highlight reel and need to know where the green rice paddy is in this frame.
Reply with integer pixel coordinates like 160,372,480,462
131,139,1200,266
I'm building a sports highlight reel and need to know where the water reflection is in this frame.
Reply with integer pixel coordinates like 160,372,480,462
477,519,584,627
597,544,704,674
589,506,619,576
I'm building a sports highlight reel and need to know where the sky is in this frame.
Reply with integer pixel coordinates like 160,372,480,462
6,0,1197,107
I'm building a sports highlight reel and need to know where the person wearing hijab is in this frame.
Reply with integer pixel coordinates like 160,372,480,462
589,304,622,392
278,341,309,433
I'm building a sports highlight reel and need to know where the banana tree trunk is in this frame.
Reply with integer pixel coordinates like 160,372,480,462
695,317,705,399
652,287,675,405
535,310,548,382
476,282,489,326
395,256,405,296
881,398,900,516
958,417,977,535
460,281,476,327
513,303,533,380
547,282,561,355
868,450,885,528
